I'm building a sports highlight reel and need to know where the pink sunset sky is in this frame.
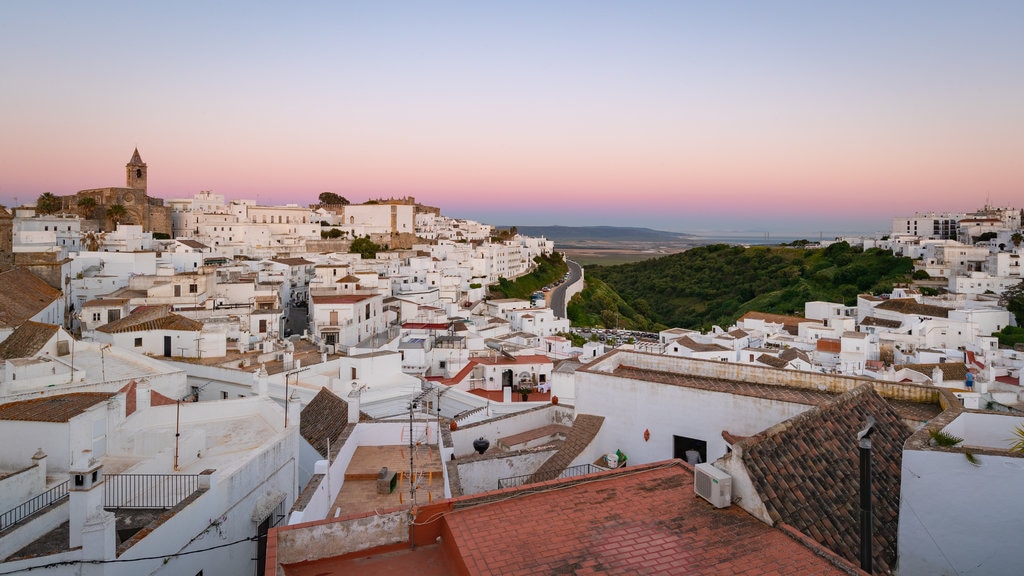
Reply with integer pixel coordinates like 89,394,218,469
2,2,1022,236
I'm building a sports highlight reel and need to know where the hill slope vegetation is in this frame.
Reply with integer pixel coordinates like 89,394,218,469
572,242,914,331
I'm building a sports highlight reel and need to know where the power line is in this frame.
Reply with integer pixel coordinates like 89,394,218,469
0,536,258,575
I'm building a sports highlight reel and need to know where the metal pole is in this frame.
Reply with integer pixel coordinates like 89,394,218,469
859,436,872,572
857,416,876,573
174,399,181,471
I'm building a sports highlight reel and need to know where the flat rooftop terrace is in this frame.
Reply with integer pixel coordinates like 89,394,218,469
330,445,446,518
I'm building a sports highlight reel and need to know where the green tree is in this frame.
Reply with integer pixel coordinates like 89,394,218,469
106,203,127,227
318,192,349,205
320,228,343,239
36,192,61,214
76,196,97,218
1000,280,1024,325
350,236,382,259
1012,232,1023,249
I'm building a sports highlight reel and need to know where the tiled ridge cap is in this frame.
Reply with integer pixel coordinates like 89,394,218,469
526,414,605,484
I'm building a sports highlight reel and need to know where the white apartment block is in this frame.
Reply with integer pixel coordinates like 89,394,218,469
892,212,963,240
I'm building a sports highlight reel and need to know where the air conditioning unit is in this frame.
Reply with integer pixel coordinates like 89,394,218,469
325,345,335,354
694,463,732,508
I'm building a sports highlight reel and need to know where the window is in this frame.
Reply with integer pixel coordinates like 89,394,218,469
174,285,181,297
189,284,198,294
92,312,101,322
351,367,358,379
221,391,228,400
134,338,142,347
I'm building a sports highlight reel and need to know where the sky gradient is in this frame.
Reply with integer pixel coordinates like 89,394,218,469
2,2,1022,236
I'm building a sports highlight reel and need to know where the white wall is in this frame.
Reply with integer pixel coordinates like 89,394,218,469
574,359,816,468
899,448,1024,575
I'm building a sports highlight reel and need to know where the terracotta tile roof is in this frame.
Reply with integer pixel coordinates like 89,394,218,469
728,328,749,338
676,335,729,353
0,321,59,359
779,348,811,364
441,461,856,575
300,387,360,459
739,311,811,335
271,257,313,266
860,316,902,329
756,353,788,369
608,363,934,424
0,392,113,422
312,294,374,305
874,298,951,318
527,414,604,484
0,268,62,329
81,298,129,308
733,384,909,573
899,362,969,381
177,239,208,250
96,305,203,334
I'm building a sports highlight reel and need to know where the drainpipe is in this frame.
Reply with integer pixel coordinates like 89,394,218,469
857,415,876,573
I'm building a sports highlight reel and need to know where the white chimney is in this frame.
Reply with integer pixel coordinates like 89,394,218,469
258,365,269,397
287,390,301,427
931,366,944,385
68,450,104,549
348,382,363,423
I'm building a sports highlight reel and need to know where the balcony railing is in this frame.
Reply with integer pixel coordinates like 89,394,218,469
0,480,69,531
105,473,205,509
498,463,601,490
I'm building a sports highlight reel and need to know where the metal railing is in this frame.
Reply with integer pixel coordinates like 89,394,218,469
498,463,601,490
104,473,203,509
0,480,69,531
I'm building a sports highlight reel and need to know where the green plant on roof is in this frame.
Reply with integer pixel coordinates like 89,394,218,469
1007,424,1024,453
929,429,964,447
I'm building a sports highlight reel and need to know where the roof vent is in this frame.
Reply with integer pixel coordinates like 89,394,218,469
694,463,732,508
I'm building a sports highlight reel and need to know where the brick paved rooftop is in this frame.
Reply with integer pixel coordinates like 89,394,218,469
277,460,860,575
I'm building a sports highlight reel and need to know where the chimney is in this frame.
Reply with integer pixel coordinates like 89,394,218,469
287,390,301,427
931,366,944,385
348,382,363,423
69,450,106,549
256,365,269,397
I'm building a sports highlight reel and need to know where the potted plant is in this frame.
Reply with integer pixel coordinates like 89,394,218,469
517,383,534,402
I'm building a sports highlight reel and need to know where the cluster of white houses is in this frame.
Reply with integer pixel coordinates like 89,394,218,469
0,191,1022,575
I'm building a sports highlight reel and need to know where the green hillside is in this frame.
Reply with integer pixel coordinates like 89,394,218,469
571,242,914,331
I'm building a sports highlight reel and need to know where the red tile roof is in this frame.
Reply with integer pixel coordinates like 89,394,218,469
312,294,374,305
0,321,59,359
0,268,62,329
738,311,811,335
874,298,951,318
733,384,908,573
283,461,858,575
96,305,203,334
0,393,113,422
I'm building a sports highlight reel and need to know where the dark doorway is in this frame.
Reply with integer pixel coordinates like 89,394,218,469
673,435,707,465
256,515,270,576
163,336,172,357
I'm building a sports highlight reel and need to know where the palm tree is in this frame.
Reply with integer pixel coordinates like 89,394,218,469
36,192,61,215
1012,232,1023,249
106,203,128,228
76,196,97,218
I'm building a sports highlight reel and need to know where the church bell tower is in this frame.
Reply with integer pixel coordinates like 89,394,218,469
126,148,147,191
